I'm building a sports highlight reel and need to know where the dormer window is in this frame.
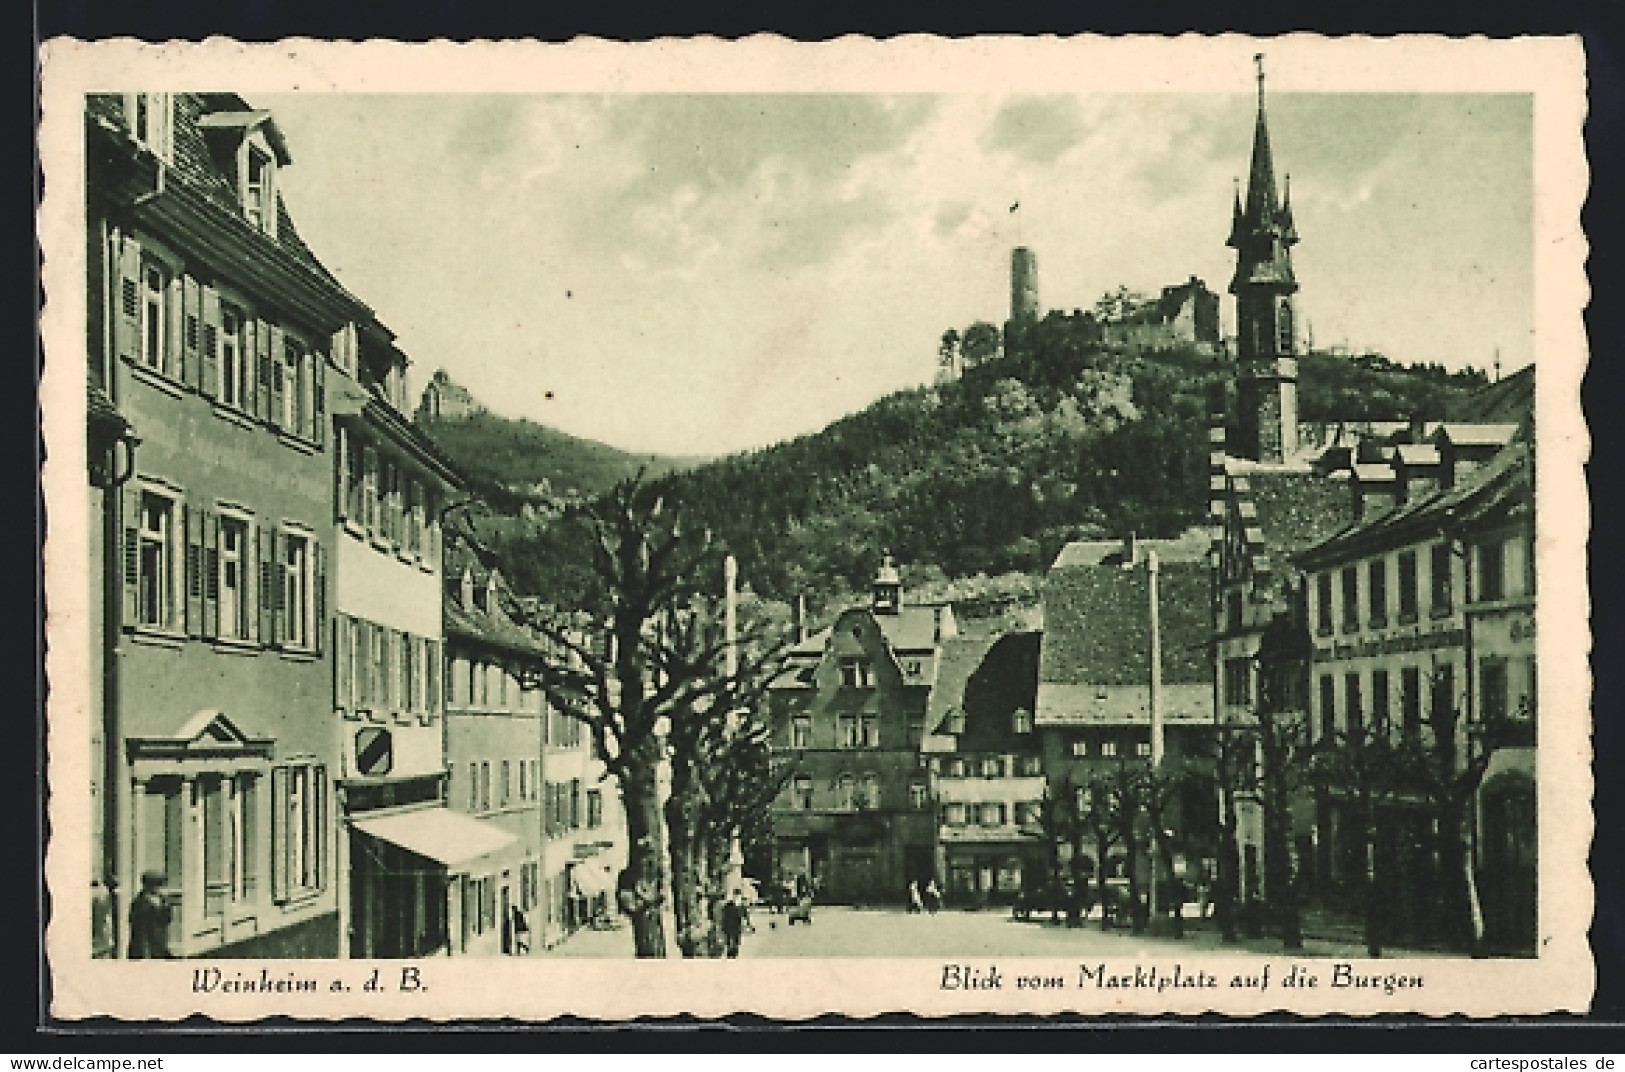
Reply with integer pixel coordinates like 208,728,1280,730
126,93,173,161
245,146,274,233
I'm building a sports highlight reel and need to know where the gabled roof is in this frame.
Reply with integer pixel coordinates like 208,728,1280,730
1296,443,1531,569
1241,467,1355,559
926,631,1001,729
1040,543,1212,690
872,605,944,651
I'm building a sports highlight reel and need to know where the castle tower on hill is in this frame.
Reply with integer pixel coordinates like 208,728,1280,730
1010,246,1040,325
1228,55,1300,464
415,367,483,423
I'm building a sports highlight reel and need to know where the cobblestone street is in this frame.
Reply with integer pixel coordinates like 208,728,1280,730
544,905,1437,959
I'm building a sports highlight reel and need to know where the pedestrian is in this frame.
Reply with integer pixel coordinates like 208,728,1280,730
924,878,942,915
721,893,746,958
127,871,172,959
509,902,531,955
907,880,923,914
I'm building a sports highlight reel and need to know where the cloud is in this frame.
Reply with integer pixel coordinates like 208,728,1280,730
981,96,1087,165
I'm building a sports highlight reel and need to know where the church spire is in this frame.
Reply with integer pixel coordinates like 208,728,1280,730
1227,53,1300,464
1244,54,1282,224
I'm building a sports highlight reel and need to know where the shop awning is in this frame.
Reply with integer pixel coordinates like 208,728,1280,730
353,808,516,869
570,863,612,898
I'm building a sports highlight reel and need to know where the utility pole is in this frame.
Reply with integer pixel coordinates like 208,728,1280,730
1144,548,1166,928
1149,549,1164,765
723,555,744,900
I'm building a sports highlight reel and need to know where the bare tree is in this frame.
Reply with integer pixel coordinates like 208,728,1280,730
446,475,737,958
1308,721,1407,958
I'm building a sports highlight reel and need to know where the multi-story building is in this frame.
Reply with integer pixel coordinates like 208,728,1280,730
1036,533,1215,774
328,327,526,959
767,558,953,903
87,92,351,956
441,564,548,955
920,628,1048,905
536,631,625,951
1295,436,1534,953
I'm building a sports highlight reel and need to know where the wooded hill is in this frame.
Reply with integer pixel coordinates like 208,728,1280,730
438,312,1491,618
418,409,705,509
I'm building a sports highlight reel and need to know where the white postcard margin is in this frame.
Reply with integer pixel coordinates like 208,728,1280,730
39,33,1592,1020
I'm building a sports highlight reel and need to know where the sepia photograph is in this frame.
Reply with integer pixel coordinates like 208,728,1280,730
40,34,1589,1019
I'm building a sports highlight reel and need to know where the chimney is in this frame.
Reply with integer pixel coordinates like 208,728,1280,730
792,593,807,643
1408,412,1426,444
1123,531,1138,567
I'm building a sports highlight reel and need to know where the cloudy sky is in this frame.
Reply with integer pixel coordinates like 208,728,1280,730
262,91,1532,457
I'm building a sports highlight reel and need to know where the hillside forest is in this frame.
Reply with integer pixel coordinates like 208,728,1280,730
423,307,1489,625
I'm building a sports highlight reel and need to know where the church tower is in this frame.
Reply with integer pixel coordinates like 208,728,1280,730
1228,56,1299,463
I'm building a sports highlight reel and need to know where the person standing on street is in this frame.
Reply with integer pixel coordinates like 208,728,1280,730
924,878,942,915
721,893,746,958
908,880,924,914
127,871,172,959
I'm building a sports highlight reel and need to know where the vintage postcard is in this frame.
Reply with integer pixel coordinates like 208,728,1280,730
39,34,1590,1020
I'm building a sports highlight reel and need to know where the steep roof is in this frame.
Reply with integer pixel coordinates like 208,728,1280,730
1297,442,1531,569
872,605,944,651
1242,467,1355,559
1040,544,1212,690
926,631,1001,729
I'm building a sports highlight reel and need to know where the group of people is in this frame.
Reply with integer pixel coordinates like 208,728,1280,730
906,879,943,914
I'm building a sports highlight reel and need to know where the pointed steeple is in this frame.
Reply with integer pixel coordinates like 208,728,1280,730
1244,55,1282,224
1226,53,1301,464
1228,54,1298,289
